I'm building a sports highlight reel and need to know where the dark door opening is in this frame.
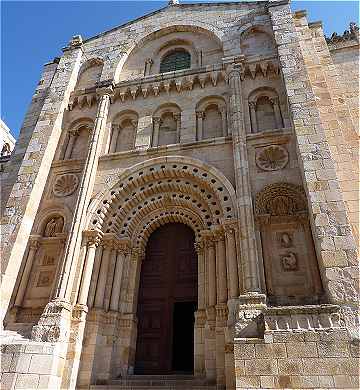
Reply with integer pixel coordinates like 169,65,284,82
172,301,197,373
134,223,197,375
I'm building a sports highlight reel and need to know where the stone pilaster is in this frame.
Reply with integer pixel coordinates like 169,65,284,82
32,84,113,342
226,61,262,295
1,43,83,322
268,2,359,318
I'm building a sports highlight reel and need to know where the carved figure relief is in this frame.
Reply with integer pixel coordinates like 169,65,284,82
44,216,64,237
255,145,289,171
281,252,298,271
36,271,54,287
278,232,293,248
53,173,79,197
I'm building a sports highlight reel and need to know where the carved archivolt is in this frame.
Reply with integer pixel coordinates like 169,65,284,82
255,145,288,171
255,182,307,216
87,157,237,249
53,173,79,197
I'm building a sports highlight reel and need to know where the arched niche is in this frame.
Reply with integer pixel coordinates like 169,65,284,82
255,182,324,306
196,96,227,140
152,103,182,146
116,25,224,82
240,26,276,58
109,110,139,153
10,209,69,323
60,118,93,160
75,58,104,90
248,87,283,133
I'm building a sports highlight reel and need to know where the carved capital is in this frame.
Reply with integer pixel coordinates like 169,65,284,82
153,116,162,125
29,235,41,250
96,85,114,98
269,97,279,106
145,58,153,65
248,101,257,110
194,240,204,255
173,113,181,122
83,230,102,247
131,247,145,262
196,110,205,119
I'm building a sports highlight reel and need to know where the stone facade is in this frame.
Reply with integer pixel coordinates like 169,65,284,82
1,1,359,389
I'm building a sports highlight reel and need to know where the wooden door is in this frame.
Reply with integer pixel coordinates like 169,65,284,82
135,223,197,374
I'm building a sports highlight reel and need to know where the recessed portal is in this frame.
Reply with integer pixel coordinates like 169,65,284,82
134,223,197,374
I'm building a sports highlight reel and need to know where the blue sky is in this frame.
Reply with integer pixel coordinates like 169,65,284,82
1,1,359,139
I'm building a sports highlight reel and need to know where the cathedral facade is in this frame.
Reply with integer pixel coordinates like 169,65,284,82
1,1,359,389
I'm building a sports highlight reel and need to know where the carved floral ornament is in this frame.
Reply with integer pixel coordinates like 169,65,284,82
255,145,289,171
255,182,307,217
53,173,79,197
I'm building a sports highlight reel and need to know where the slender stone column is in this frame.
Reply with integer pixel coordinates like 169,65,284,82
50,85,113,306
196,111,205,141
214,230,227,304
87,246,103,308
220,107,228,137
110,247,127,312
152,117,161,147
215,304,228,389
227,63,261,294
195,240,205,310
108,124,120,153
224,223,239,299
94,240,113,309
63,130,78,159
144,58,153,76
206,238,216,307
14,236,40,307
77,231,101,306
248,101,258,133
270,97,283,129
174,113,181,143
129,248,144,313
194,309,206,376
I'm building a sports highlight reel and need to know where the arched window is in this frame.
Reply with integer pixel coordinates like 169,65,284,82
160,50,191,73
158,112,178,146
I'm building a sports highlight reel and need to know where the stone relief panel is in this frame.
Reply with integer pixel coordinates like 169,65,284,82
255,183,323,305
255,145,289,171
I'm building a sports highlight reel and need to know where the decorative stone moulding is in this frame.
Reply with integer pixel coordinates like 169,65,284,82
255,144,289,171
53,173,79,197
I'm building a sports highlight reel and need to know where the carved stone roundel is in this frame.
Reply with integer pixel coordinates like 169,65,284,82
255,145,289,171
53,173,79,197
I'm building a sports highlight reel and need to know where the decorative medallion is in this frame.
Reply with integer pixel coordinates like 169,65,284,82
255,145,289,171
53,173,79,197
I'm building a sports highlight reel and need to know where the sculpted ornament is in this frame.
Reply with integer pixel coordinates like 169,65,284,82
235,309,263,338
281,252,298,271
255,145,289,171
53,173,79,197
255,183,307,216
44,216,64,237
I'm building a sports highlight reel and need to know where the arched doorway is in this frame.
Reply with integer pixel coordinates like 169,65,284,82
135,223,198,374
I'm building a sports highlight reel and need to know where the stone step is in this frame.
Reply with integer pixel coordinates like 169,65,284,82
91,375,216,389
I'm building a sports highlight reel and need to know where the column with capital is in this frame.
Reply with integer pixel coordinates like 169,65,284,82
77,230,101,307
174,113,181,143
226,63,262,296
248,101,258,133
204,236,217,381
220,107,228,137
152,117,161,147
194,239,206,376
94,238,113,309
108,124,120,153
224,222,239,299
214,229,227,304
14,236,41,307
270,97,283,129
32,85,113,342
196,111,205,141
110,243,129,312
